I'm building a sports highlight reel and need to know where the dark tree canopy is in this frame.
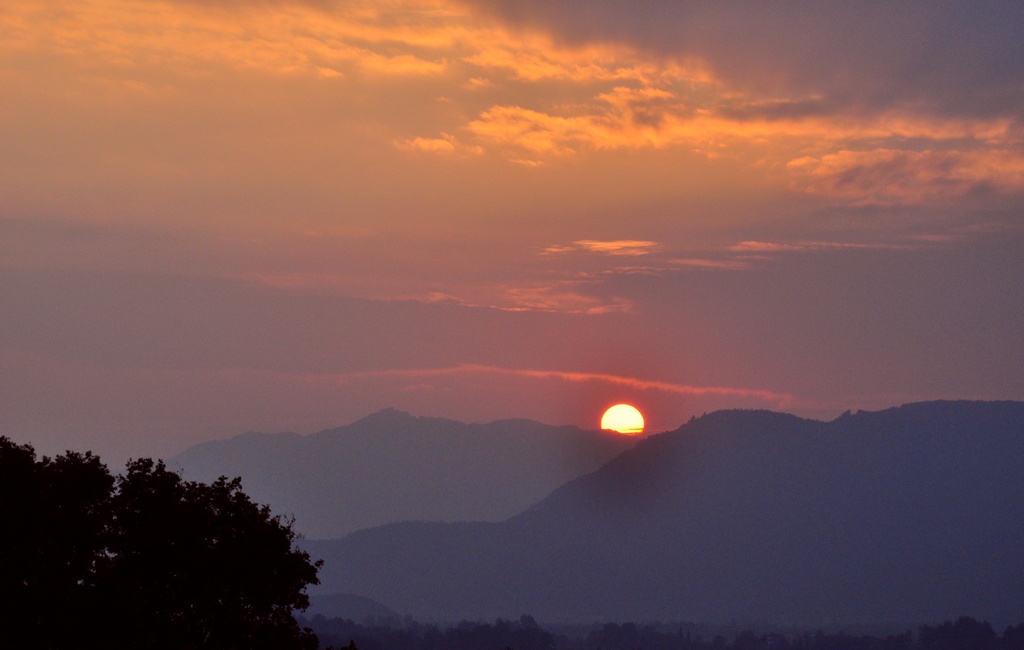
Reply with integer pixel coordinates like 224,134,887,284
0,439,113,648
0,437,321,650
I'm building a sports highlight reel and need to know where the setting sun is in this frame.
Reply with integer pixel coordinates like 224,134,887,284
601,404,645,435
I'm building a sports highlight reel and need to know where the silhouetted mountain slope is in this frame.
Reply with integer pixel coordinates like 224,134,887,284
307,401,1024,625
306,593,399,623
171,408,636,538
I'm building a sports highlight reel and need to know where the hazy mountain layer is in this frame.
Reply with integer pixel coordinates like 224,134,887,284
306,401,1024,626
171,409,636,538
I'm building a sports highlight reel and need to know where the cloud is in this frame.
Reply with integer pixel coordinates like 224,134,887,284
543,240,658,256
723,240,922,265
466,1,1024,121
670,258,751,271
573,240,658,256
462,32,700,85
502,285,632,314
393,133,483,155
457,81,1016,171
398,136,457,153
345,282,632,315
729,241,808,253
716,96,837,121
788,149,1024,205
16,0,701,89
464,89,700,155
639,239,929,278
346,364,795,406
12,0,1017,198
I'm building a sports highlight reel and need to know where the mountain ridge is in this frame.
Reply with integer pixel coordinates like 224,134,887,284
306,400,1024,626
170,408,638,538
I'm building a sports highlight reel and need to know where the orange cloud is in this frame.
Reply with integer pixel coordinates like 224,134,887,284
464,33,709,85
730,240,910,253
671,258,751,270
465,89,699,155
461,93,1020,165
788,148,1024,205
394,136,458,153
573,240,659,255
4,0,714,90
393,133,483,155
5,0,1020,219
0,0,460,84
343,364,795,406
729,241,807,253
502,285,632,314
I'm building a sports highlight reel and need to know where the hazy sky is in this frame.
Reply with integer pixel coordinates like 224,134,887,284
3,0,1023,464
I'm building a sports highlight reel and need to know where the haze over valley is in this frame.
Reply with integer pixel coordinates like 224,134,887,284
174,400,1024,627
171,408,636,538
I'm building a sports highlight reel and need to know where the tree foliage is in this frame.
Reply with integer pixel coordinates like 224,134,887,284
0,437,321,649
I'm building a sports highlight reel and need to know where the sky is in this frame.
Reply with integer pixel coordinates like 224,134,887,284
2,0,1023,465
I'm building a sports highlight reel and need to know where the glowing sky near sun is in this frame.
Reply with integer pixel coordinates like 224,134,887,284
1,0,1022,462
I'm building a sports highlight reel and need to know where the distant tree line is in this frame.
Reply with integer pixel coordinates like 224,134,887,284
305,614,553,650
304,615,1024,650
0,437,321,649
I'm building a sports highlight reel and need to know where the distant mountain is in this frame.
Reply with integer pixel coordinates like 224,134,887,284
170,408,637,538
306,593,399,624
306,401,1024,626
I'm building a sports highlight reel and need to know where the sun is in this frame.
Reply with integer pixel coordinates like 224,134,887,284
601,403,645,435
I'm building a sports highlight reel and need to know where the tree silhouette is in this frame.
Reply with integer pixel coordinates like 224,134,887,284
0,438,113,648
0,437,321,649
919,617,998,650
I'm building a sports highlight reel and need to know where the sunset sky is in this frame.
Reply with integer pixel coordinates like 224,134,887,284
3,0,1023,464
